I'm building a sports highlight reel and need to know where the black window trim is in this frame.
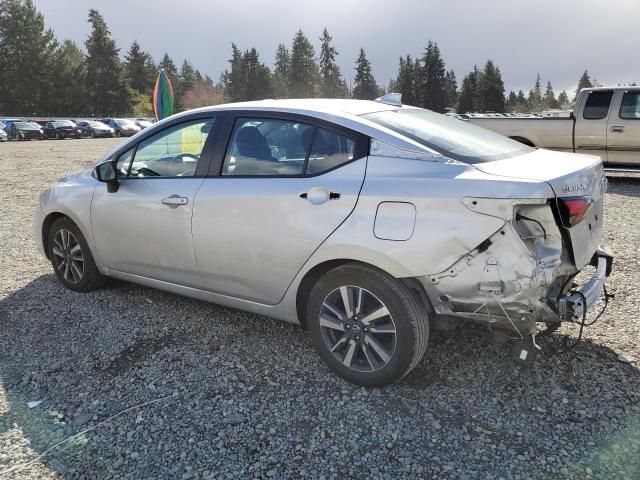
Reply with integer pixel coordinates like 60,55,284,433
210,110,369,179
582,90,614,121
618,90,640,120
108,112,223,180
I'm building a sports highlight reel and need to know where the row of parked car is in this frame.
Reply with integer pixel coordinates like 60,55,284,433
0,118,154,142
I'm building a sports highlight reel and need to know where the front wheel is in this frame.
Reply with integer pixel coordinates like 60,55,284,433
307,264,429,387
47,217,105,292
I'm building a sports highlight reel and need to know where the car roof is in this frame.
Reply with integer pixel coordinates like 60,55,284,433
200,98,403,116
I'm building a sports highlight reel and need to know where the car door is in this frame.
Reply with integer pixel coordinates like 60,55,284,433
91,116,218,287
192,113,369,304
574,90,613,161
606,89,640,166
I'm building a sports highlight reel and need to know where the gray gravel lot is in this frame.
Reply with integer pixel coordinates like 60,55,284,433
0,138,639,479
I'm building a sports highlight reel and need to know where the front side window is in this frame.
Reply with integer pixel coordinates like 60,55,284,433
583,91,613,120
620,92,640,119
306,128,355,174
364,108,533,164
222,118,314,176
122,119,214,178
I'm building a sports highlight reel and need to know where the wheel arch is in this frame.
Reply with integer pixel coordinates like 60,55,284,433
295,259,432,330
41,212,69,260
509,136,535,147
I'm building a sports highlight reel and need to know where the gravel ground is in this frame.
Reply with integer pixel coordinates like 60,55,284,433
0,138,639,479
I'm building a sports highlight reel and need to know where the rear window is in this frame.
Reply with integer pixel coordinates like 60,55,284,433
363,108,533,164
583,91,613,120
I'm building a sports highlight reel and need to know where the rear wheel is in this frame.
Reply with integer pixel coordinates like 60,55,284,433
90,131,96,139
47,217,104,292
307,264,429,387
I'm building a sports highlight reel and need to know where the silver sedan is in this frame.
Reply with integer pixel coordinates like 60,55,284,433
34,96,611,386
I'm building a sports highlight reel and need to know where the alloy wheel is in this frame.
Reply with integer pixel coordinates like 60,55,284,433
52,229,84,284
319,285,397,372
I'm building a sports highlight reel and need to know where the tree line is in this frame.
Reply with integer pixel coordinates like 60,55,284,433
1,0,631,117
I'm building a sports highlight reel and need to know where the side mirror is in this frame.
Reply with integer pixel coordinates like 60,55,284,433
95,161,119,193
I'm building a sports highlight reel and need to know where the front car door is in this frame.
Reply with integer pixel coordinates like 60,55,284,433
606,89,640,166
91,115,218,288
574,89,614,162
192,113,369,304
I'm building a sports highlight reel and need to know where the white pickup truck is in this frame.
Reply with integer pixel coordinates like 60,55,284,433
469,87,640,170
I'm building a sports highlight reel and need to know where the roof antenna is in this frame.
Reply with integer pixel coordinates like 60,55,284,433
374,92,403,107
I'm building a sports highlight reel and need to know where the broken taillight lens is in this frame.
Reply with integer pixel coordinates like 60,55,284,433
557,196,592,227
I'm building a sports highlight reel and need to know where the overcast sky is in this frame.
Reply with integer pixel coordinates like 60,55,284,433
33,0,638,95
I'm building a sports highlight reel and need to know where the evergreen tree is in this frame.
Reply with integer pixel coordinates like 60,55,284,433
506,90,518,111
352,48,378,100
158,53,178,77
124,41,156,94
318,28,346,98
444,69,458,109
85,9,129,115
180,60,197,95
47,40,87,115
575,70,593,99
289,30,317,97
543,80,559,109
528,73,543,111
456,66,479,113
242,47,272,100
395,55,418,106
474,60,505,112
0,0,56,114
272,43,290,98
516,90,528,112
419,41,447,112
220,45,271,101
557,90,569,107
220,44,244,101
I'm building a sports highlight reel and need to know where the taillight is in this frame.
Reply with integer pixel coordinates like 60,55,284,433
557,196,592,227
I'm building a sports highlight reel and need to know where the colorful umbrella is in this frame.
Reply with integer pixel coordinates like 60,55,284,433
153,69,175,121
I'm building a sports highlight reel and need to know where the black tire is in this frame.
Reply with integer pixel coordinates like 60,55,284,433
47,217,105,292
307,264,429,387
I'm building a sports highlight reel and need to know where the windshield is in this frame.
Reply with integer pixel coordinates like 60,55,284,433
116,119,135,127
14,122,31,128
363,108,534,164
88,121,105,127
53,120,73,127
137,120,152,127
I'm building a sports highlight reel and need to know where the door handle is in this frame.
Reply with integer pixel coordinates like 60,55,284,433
161,195,188,207
610,125,625,133
299,187,340,205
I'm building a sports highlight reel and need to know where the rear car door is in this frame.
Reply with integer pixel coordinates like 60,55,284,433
574,90,613,161
606,89,640,166
91,115,218,288
192,113,369,304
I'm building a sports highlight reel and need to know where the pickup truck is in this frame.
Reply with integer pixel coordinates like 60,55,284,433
469,87,640,171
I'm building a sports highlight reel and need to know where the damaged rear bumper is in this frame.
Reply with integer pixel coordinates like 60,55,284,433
558,248,613,322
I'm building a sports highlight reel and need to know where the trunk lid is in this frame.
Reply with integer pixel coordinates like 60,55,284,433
472,149,606,269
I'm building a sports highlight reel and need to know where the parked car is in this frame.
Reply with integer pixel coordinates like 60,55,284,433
468,87,640,170
5,120,43,140
0,129,7,142
102,118,141,137
34,96,611,386
77,120,115,138
136,119,153,129
42,120,82,139
0,118,20,131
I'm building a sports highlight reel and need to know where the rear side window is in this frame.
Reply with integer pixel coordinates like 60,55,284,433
306,129,355,175
583,91,613,120
619,92,640,119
